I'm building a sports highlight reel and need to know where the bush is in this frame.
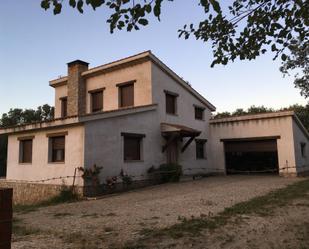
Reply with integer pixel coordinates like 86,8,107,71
148,164,182,183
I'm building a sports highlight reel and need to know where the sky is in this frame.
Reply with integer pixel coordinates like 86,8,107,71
0,1,307,115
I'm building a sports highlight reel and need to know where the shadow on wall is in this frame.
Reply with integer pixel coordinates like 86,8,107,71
0,135,8,177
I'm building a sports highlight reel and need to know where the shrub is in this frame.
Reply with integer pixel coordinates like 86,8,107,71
148,164,182,183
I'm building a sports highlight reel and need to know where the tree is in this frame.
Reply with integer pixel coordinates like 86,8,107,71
280,39,309,98
40,1,308,83
0,104,54,128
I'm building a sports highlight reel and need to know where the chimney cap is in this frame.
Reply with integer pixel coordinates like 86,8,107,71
67,60,89,67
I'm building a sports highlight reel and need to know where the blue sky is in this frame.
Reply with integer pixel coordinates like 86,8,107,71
0,1,307,115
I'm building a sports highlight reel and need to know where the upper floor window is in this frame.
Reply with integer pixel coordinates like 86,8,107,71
49,135,66,163
19,137,33,163
196,139,207,159
121,132,145,161
301,142,307,158
90,90,104,113
194,106,205,120
118,82,134,108
60,97,67,118
165,90,178,115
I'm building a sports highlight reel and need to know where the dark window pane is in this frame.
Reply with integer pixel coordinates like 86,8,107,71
166,94,176,114
20,140,32,163
124,137,141,161
91,91,103,112
51,136,65,162
120,84,134,107
61,97,68,118
195,107,204,120
196,141,205,159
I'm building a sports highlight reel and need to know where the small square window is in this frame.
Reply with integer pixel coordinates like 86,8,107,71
50,136,65,162
301,142,306,158
195,107,204,120
196,140,207,159
122,133,145,161
19,139,33,163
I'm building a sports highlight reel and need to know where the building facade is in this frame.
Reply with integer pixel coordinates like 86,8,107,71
0,51,308,187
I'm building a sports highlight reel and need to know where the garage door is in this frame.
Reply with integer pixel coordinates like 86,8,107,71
224,139,279,174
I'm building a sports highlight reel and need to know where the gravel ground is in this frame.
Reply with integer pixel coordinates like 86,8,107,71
13,175,301,249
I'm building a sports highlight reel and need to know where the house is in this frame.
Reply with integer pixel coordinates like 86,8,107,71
0,51,308,190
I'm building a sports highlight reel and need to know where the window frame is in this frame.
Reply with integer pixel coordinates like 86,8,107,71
18,136,34,164
47,132,68,164
89,88,104,113
194,105,205,120
195,139,207,160
301,142,307,158
60,97,68,118
164,90,178,115
121,132,145,162
117,81,135,108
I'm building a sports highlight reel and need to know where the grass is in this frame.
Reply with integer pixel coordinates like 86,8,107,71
124,178,309,248
12,218,42,237
14,187,79,214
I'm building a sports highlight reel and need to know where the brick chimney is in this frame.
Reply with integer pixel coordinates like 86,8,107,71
67,60,89,116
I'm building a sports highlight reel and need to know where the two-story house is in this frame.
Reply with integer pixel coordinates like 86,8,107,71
0,51,308,189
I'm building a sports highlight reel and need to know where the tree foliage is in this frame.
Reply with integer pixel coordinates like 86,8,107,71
214,104,309,131
0,104,54,128
40,1,308,66
280,39,309,98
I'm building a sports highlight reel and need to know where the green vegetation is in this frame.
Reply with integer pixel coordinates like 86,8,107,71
14,187,79,214
124,179,309,248
148,163,183,183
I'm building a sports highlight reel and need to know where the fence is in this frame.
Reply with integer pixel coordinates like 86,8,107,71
0,188,12,249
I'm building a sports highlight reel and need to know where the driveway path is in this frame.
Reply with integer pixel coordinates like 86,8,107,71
13,175,301,249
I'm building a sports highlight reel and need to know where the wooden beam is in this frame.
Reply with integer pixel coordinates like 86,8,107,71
162,134,178,153
181,136,195,153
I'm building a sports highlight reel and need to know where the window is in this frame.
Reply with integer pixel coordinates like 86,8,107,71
91,90,103,112
50,136,65,162
60,97,67,118
19,139,33,163
165,91,178,114
196,139,207,159
194,106,204,120
301,142,306,158
119,83,134,108
122,133,145,161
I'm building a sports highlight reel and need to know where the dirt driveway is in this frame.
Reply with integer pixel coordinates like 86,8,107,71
12,175,301,249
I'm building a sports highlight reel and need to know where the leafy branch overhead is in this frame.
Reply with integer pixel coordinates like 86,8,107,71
41,0,308,97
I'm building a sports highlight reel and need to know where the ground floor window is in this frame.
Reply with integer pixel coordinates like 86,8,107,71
121,132,145,161
49,136,65,162
196,139,207,159
19,138,33,163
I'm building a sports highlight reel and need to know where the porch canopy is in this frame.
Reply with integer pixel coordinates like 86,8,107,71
161,122,201,153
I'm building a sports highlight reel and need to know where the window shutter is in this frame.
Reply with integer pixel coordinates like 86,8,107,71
195,107,204,120
61,98,68,118
22,140,32,163
91,91,103,112
124,137,141,160
166,94,176,114
120,84,134,107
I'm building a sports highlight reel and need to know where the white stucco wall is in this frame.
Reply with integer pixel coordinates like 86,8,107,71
209,116,297,174
292,119,309,173
85,61,152,113
84,108,164,183
6,125,84,185
151,63,213,175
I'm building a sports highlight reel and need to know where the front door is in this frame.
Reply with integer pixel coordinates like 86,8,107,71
166,139,178,164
